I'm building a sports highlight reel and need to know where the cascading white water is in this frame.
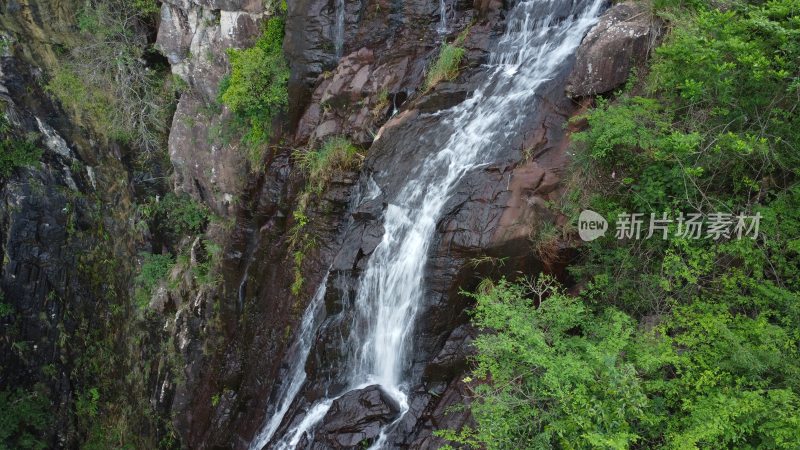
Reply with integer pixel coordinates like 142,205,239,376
334,0,345,58
253,0,606,447
348,0,605,399
248,274,329,450
437,0,447,34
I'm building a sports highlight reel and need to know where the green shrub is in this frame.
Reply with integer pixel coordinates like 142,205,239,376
566,0,800,315
439,276,800,449
143,192,211,238
134,252,175,307
192,239,222,285
0,115,42,178
439,1,800,448
218,17,289,163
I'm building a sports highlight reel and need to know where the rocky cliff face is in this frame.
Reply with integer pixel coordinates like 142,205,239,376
1,0,656,447
0,1,166,446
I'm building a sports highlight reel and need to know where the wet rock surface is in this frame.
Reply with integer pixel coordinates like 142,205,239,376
567,1,657,97
313,385,402,448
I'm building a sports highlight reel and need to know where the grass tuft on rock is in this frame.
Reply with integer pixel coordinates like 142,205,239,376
425,43,466,90
424,27,471,90
294,136,363,196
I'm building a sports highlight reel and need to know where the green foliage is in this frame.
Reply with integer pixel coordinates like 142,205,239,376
444,277,649,449
441,277,800,449
0,115,42,178
443,1,800,448
567,0,800,314
143,192,211,239
134,253,175,307
0,385,51,450
192,239,223,285
0,300,12,318
75,388,100,420
425,26,470,90
219,17,289,162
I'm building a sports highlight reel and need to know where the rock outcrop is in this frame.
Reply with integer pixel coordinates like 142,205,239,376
566,1,657,97
313,385,402,448
157,0,271,215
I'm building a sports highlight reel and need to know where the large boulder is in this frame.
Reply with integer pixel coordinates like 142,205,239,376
566,1,657,97
313,385,402,448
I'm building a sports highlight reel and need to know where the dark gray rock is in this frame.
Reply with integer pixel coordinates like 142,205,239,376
423,324,476,382
313,385,402,448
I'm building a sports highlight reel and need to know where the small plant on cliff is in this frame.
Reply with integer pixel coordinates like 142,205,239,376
293,136,363,195
134,252,175,307
424,26,470,90
425,44,465,90
287,137,362,295
0,115,41,179
218,16,290,163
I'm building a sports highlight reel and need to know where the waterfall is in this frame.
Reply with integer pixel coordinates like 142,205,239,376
248,274,328,450
346,0,605,399
254,0,605,447
437,0,447,34
334,0,345,58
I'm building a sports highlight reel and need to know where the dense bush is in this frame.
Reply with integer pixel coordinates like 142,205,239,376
142,192,211,239
0,385,51,449
440,276,800,449
568,0,800,314
218,16,289,163
134,252,175,308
